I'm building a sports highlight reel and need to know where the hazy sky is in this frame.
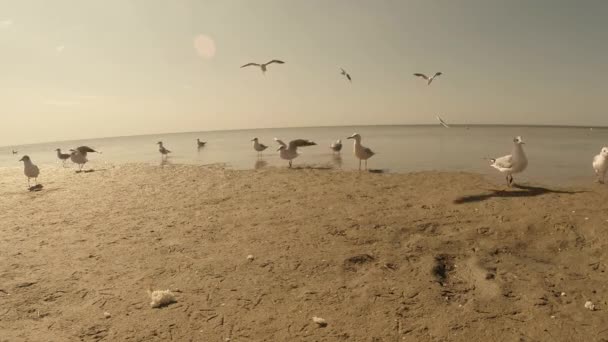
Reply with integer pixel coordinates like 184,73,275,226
1,0,607,146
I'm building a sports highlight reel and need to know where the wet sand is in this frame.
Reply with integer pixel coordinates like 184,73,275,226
1,164,607,341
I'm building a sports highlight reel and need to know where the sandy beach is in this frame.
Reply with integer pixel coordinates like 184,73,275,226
1,164,608,341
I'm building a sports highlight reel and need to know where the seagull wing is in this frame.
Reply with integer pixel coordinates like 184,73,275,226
340,68,346,75
490,155,513,170
241,63,260,68
364,147,375,156
274,138,287,147
265,60,285,66
259,144,268,149
289,139,317,149
433,72,443,78
436,115,450,128
413,73,429,80
76,146,98,153
346,74,352,82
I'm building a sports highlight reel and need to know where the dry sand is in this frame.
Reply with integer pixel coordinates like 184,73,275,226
1,163,608,341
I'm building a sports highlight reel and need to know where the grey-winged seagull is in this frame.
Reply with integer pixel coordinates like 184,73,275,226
70,146,99,172
197,139,206,148
157,141,171,159
489,136,528,187
241,60,285,74
251,138,268,157
436,115,450,128
330,139,342,153
274,138,316,168
347,133,375,170
55,148,71,166
414,72,442,85
592,147,608,183
19,155,40,188
340,68,352,82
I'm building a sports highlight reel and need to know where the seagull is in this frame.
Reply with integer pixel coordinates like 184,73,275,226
197,139,206,148
340,68,352,82
413,72,442,85
55,148,71,166
157,141,171,159
347,133,375,170
436,115,450,128
489,136,528,187
251,138,268,157
592,147,608,184
274,138,317,168
241,60,285,74
70,146,99,172
11,150,18,155
19,155,40,188
330,139,343,154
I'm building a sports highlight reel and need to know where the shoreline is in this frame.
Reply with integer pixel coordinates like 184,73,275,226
1,164,607,341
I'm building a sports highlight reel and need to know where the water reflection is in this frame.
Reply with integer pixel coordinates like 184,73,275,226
254,159,268,169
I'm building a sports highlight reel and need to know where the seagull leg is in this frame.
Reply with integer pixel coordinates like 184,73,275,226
359,159,362,171
289,160,292,168
365,160,368,170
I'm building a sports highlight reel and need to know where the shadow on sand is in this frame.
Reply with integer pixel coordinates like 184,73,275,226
453,184,585,204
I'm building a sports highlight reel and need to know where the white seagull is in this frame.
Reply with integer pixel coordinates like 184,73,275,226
436,115,450,128
413,72,442,85
330,139,343,153
251,138,268,157
70,146,99,172
489,136,528,187
347,133,375,170
241,60,285,74
340,68,352,82
55,148,71,166
274,138,317,168
197,139,206,148
19,155,40,188
157,141,171,159
592,147,608,183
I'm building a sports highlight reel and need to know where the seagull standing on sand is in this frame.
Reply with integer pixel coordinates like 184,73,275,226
19,155,39,187
274,138,317,168
489,136,528,187
251,138,268,157
592,147,608,183
55,148,71,166
197,139,206,148
157,141,171,159
340,68,352,82
70,146,99,172
414,72,442,85
436,115,450,128
330,139,342,154
347,133,375,170
241,60,285,74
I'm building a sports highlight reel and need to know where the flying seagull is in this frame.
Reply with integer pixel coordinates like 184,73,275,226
347,133,375,171
592,146,608,184
251,138,268,157
274,138,317,168
488,136,528,187
436,115,450,128
340,68,352,82
55,148,71,166
19,155,40,188
70,146,100,172
330,139,342,153
241,60,285,74
413,72,442,85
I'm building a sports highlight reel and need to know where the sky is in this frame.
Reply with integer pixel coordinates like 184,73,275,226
0,0,607,146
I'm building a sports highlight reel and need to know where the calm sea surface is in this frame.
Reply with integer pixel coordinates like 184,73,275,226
1,126,606,186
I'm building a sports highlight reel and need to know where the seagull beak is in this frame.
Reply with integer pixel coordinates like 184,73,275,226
18,157,23,162
347,136,353,140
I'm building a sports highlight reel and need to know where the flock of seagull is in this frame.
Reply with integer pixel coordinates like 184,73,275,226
12,60,608,190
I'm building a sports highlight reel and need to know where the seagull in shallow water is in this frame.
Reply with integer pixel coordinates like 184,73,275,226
19,155,39,188
489,136,528,187
413,72,442,85
347,133,375,170
55,148,71,166
592,147,608,184
274,138,317,168
436,115,450,128
70,146,99,171
196,139,206,148
12,150,17,155
340,68,352,82
330,139,342,154
157,141,171,159
241,60,285,74
251,138,268,157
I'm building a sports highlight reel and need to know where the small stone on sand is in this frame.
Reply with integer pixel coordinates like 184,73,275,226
247,255,254,261
312,316,327,327
584,301,595,311
103,311,111,318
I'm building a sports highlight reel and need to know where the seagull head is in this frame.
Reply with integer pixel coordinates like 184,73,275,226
601,147,608,157
513,136,524,145
251,137,258,142
19,155,30,162
157,141,163,145
347,133,361,141
55,148,61,152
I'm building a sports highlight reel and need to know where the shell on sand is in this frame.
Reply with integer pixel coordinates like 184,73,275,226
585,301,595,311
148,289,176,308
312,316,327,327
